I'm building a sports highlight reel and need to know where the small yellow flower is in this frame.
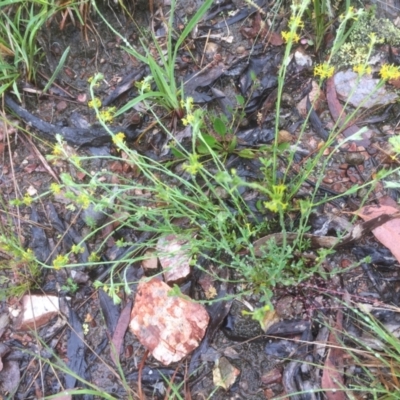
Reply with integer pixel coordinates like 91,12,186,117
71,244,84,254
89,252,100,262
22,195,33,206
98,107,115,123
22,248,35,262
87,76,100,87
52,144,64,157
53,254,69,269
182,114,195,126
289,15,304,29
264,184,288,213
314,63,334,80
70,155,81,168
369,33,377,44
88,98,102,108
50,183,61,195
112,132,126,147
379,64,400,81
340,6,359,21
76,193,91,209
281,31,300,43
182,154,203,175
353,64,372,76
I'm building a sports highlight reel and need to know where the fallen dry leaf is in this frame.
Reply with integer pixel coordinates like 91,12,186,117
129,278,209,365
157,234,192,283
321,310,345,400
297,80,324,117
355,203,400,263
213,357,240,390
111,301,132,366
326,76,371,147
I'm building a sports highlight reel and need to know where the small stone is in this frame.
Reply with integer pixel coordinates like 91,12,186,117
334,70,398,108
236,45,246,54
204,42,219,58
278,130,292,143
129,278,209,365
294,50,312,67
16,295,60,330
332,183,343,192
345,152,365,165
56,101,68,112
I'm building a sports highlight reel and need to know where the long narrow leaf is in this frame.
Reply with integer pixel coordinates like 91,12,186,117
42,46,70,94
115,91,166,116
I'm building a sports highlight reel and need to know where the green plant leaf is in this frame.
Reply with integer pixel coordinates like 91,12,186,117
238,149,255,159
227,137,237,152
213,117,227,137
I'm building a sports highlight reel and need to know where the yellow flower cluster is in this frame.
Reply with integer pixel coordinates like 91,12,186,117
76,193,91,209
182,114,195,126
314,63,334,79
182,154,203,175
50,183,61,195
53,254,69,269
353,64,372,76
88,98,102,108
112,132,126,148
264,184,288,213
181,97,195,126
379,64,400,80
281,31,300,43
289,15,304,29
99,107,116,123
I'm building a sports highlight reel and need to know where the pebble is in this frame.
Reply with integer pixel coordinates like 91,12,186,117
56,101,68,112
236,45,246,54
345,152,365,165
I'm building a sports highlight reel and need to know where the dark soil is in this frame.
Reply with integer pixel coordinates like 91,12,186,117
2,0,400,399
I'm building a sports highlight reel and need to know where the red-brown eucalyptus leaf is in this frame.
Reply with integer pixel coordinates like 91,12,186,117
355,204,400,263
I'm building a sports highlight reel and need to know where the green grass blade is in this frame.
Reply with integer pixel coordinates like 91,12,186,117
42,46,70,94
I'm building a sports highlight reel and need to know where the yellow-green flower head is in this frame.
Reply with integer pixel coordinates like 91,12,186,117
53,254,69,269
76,193,91,209
181,114,195,126
379,64,400,81
99,108,115,123
281,31,300,43
112,132,126,147
182,153,203,175
289,15,304,30
50,183,62,195
314,63,334,80
353,64,372,76
88,98,102,108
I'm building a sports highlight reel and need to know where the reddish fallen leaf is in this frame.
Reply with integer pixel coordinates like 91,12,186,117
157,234,192,283
297,80,324,117
265,31,283,46
111,300,132,366
321,310,345,400
355,203,400,263
326,77,370,147
129,278,209,365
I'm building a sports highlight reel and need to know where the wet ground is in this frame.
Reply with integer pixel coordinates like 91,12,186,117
2,0,400,398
